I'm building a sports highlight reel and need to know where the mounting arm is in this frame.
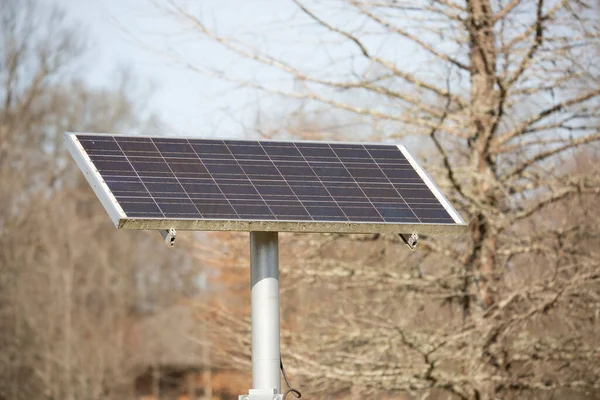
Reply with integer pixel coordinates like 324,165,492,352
160,228,176,247
399,233,418,250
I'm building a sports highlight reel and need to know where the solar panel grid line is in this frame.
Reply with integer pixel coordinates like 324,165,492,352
259,142,338,221
274,146,346,221
327,143,386,222
222,141,279,220
149,137,205,219
397,145,465,225
83,143,158,214
112,138,166,218
256,141,315,221
186,138,242,220
362,145,422,223
103,137,428,223
193,143,432,222
291,142,351,222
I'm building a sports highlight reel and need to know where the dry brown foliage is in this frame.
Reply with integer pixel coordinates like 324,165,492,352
157,0,600,398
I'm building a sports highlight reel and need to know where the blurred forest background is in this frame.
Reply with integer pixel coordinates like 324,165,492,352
0,0,598,400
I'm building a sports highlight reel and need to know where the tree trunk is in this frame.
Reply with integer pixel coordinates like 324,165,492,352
465,0,498,315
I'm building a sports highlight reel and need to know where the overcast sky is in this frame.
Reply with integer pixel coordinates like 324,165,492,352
53,0,426,142
54,0,296,137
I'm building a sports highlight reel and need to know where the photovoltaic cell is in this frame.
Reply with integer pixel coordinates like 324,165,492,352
65,133,466,234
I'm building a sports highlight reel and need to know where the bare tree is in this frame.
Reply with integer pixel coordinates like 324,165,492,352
0,1,196,399
157,0,600,398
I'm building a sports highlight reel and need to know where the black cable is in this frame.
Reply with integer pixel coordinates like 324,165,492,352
280,358,301,399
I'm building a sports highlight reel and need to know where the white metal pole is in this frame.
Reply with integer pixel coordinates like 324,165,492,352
250,231,281,394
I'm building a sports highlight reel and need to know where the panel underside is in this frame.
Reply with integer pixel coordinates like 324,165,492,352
66,133,466,234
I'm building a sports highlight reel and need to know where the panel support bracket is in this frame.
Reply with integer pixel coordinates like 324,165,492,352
160,228,176,247
399,232,418,251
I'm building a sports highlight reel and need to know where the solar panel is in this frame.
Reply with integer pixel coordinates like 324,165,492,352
64,133,466,235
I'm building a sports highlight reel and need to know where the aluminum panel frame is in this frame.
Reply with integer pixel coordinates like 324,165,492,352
66,131,442,148
397,145,466,225
64,132,125,227
117,217,465,235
